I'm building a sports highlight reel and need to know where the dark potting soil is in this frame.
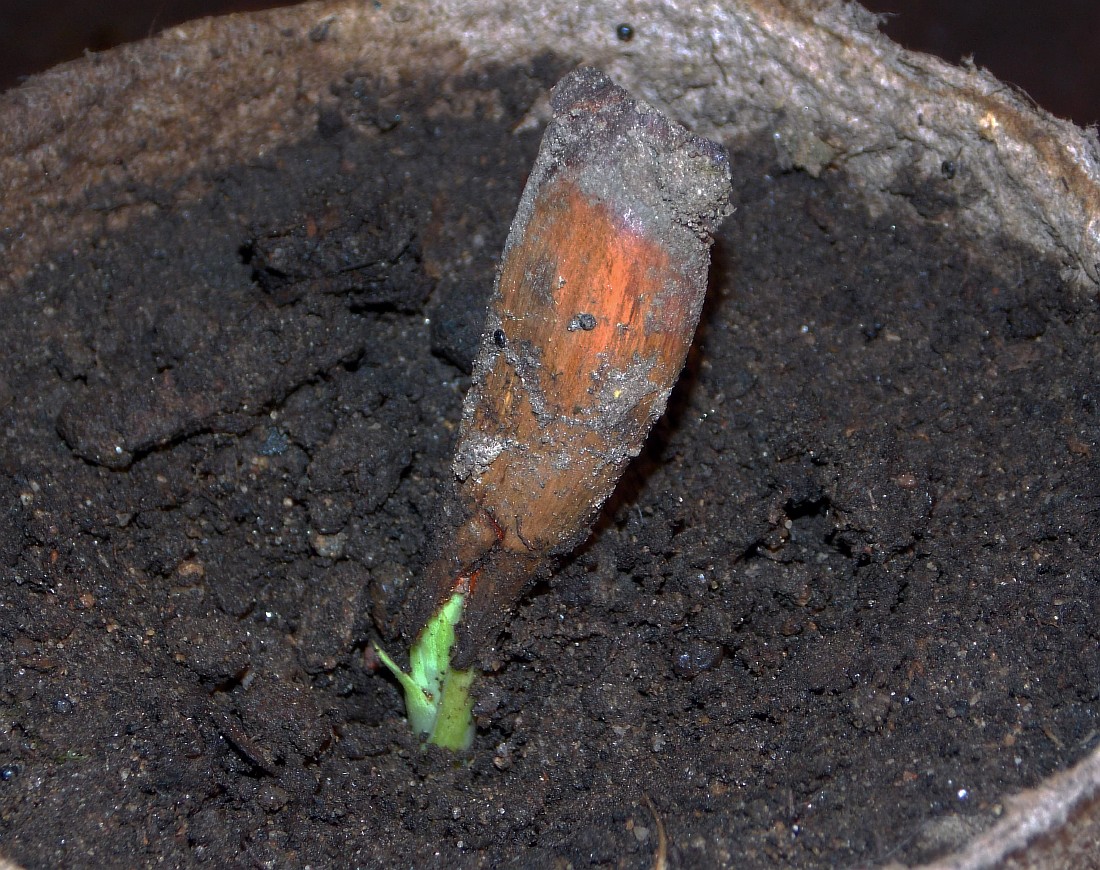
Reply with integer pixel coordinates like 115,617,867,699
1,60,1098,869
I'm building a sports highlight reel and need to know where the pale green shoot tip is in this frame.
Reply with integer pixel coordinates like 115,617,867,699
373,592,475,751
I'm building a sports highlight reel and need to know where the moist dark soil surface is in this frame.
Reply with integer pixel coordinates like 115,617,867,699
1,60,1098,869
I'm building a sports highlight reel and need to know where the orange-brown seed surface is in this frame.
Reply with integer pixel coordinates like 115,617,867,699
412,67,732,666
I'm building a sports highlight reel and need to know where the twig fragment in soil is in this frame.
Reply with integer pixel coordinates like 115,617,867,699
643,792,669,870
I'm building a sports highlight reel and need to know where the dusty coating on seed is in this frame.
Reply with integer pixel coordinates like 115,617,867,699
411,67,733,667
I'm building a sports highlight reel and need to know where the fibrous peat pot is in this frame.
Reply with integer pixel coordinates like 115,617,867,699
0,1,1098,868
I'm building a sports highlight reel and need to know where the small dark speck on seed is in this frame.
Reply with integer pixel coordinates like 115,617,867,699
941,160,956,179
568,313,597,332
493,329,507,348
616,23,634,41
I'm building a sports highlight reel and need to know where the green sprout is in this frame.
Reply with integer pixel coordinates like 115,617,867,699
373,592,476,751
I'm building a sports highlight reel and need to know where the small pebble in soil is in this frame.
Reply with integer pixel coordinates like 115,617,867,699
492,741,513,770
258,428,289,456
257,783,289,813
672,639,723,678
309,530,347,559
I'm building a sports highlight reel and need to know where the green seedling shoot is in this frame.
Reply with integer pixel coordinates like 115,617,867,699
373,592,475,751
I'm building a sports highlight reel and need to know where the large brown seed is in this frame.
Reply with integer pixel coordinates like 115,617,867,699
413,67,732,665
